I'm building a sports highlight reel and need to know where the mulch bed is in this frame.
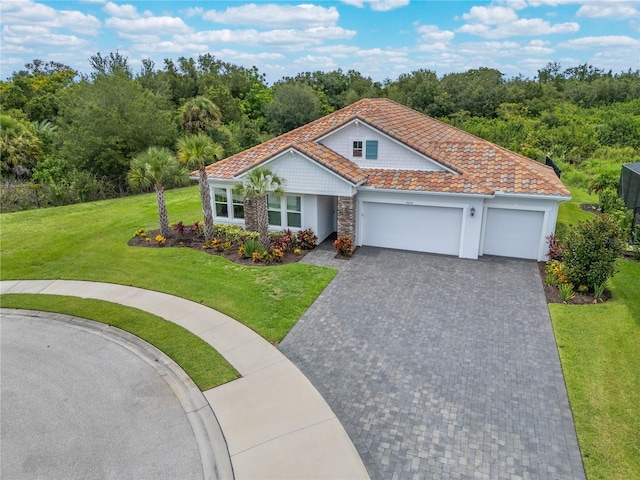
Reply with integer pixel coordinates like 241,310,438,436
128,229,309,266
537,261,611,305
579,203,602,215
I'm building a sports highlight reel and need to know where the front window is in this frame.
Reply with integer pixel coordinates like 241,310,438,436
286,196,301,228
267,195,282,226
232,193,244,219
214,188,228,217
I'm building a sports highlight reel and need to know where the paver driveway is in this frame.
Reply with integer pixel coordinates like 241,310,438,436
279,247,585,480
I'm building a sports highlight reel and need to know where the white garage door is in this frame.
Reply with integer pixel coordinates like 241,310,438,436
362,202,462,255
483,208,544,259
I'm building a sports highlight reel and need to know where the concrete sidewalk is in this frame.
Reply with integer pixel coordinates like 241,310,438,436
0,280,369,480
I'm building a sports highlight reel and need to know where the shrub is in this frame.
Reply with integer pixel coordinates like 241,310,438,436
155,234,166,245
563,214,624,289
241,239,266,258
593,283,606,302
558,283,576,303
296,228,318,250
545,260,570,286
546,233,563,261
133,228,147,239
271,248,284,262
270,229,297,252
333,236,353,257
214,224,246,243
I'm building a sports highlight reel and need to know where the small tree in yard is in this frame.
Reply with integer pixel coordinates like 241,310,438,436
563,214,624,292
128,147,188,237
176,133,224,241
233,168,283,248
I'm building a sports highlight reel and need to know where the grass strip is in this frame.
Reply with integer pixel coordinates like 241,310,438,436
549,260,640,480
1,294,239,391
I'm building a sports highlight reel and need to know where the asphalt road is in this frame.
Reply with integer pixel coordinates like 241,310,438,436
1,311,205,480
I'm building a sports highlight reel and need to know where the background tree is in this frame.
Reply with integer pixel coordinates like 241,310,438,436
176,133,224,240
179,95,222,134
265,82,328,135
128,147,188,236
57,73,176,188
0,113,42,177
233,168,284,247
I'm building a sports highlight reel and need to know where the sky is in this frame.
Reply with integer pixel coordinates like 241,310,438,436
1,0,639,83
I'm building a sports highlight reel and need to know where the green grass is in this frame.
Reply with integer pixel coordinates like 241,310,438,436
557,185,598,226
0,185,336,344
0,294,238,391
550,260,640,480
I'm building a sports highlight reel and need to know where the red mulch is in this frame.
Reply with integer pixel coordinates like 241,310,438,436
128,229,309,266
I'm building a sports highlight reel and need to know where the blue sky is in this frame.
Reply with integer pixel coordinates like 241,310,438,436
1,0,639,82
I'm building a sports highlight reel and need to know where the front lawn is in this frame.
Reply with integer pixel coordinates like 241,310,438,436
550,260,640,479
557,185,599,226
0,186,336,344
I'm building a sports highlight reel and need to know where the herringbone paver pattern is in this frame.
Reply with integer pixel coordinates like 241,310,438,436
279,247,585,480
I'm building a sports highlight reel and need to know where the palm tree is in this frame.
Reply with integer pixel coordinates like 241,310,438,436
176,133,224,241
179,96,222,134
128,146,188,237
233,167,284,247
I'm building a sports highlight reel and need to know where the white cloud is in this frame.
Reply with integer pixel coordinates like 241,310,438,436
458,17,579,38
1,0,101,35
577,2,639,19
559,35,640,49
341,0,409,11
103,2,139,19
105,16,190,34
292,55,337,69
130,40,208,54
417,25,455,42
462,6,519,25
3,31,87,47
174,26,355,50
203,3,339,28
182,7,204,18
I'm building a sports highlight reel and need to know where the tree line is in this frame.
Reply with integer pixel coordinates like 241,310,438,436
1,52,639,211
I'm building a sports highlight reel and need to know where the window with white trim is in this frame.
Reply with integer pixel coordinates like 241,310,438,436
286,196,301,228
267,194,281,226
214,188,228,217
353,141,363,157
267,194,302,228
232,193,244,219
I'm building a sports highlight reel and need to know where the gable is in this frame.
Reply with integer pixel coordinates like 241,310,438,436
318,121,448,172
245,150,356,196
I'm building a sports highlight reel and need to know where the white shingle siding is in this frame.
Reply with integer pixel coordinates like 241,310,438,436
265,151,356,196
319,123,445,171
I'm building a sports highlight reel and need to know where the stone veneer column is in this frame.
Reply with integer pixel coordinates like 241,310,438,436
337,195,357,252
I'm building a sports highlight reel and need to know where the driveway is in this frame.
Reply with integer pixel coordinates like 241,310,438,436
279,247,585,480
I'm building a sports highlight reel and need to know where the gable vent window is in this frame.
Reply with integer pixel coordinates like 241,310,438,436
353,141,363,157
366,140,378,160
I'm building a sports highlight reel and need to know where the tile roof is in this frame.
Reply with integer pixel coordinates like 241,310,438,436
205,98,570,197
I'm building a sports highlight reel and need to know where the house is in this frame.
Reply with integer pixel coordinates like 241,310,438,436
204,98,570,261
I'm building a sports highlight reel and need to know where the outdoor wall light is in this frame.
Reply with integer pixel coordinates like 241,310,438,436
470,207,476,217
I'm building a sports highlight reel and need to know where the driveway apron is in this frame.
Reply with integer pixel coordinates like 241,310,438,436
279,247,585,480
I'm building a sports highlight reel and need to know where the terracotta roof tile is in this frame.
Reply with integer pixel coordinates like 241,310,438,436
205,98,570,197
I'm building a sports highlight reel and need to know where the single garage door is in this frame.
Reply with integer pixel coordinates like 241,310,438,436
483,208,544,259
362,202,462,255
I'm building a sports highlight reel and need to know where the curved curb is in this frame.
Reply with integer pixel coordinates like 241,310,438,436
1,309,234,480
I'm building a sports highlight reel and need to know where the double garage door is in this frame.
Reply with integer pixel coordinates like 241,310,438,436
361,202,463,256
361,202,546,260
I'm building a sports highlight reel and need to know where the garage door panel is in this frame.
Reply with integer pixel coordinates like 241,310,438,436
483,208,544,259
363,203,462,255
